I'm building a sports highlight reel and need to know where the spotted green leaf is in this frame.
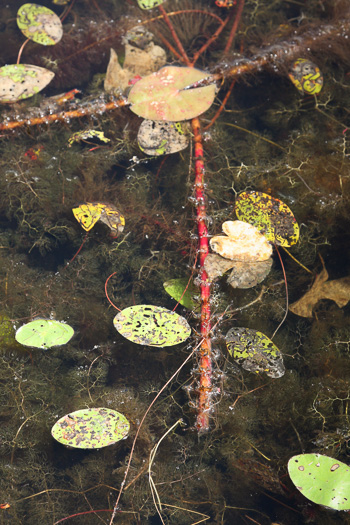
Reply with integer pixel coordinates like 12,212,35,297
17,3,63,46
113,305,191,347
163,278,198,310
15,319,74,349
235,191,299,247
51,407,130,449
226,327,285,378
138,120,188,156
0,64,55,103
288,454,350,510
288,59,323,95
128,66,216,121
137,0,163,9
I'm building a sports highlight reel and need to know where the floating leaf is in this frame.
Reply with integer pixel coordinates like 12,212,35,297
0,64,55,103
113,305,191,347
226,327,285,378
68,129,110,147
17,4,63,46
288,454,350,510
128,66,216,121
289,267,350,318
163,277,198,310
138,120,189,156
235,191,299,247
51,407,130,449
15,319,74,349
137,0,163,9
72,202,125,235
210,220,273,261
288,58,323,95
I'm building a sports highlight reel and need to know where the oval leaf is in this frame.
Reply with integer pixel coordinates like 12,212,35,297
113,305,191,347
288,454,350,510
288,58,323,95
163,277,198,310
15,319,74,349
0,64,55,103
128,66,216,121
235,191,299,247
17,3,63,46
138,120,189,156
226,327,285,378
51,407,130,449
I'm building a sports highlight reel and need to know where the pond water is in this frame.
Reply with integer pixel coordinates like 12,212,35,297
1,0,350,523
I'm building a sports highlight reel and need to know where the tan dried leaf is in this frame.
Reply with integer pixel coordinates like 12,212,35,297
210,220,272,261
289,268,350,317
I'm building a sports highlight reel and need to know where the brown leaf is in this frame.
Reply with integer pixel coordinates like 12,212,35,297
289,268,350,317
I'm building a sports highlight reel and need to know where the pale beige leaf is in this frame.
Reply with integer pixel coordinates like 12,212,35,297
210,220,272,261
289,268,350,317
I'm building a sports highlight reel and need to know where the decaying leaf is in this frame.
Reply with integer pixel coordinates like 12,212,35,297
138,120,189,156
68,129,110,147
204,253,236,281
104,34,166,94
17,3,63,46
289,268,350,318
227,258,273,289
210,221,272,261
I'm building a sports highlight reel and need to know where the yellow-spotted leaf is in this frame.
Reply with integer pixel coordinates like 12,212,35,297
51,407,130,449
137,0,163,9
113,305,191,347
17,4,63,46
235,191,299,247
128,66,216,121
288,58,323,95
68,129,110,147
0,64,55,103
226,327,285,378
72,202,125,235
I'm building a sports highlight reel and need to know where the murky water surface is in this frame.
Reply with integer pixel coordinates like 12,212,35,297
1,1,350,523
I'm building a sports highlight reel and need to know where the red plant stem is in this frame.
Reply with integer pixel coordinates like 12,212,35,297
0,97,129,132
190,11,231,67
158,5,191,66
191,117,212,433
203,78,236,131
223,0,245,55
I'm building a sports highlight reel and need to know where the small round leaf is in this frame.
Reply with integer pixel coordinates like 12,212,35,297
15,319,74,349
235,191,299,247
0,64,55,103
226,327,285,378
138,120,189,156
128,66,216,121
113,305,191,347
17,4,63,46
288,59,323,95
137,0,163,9
288,454,350,510
51,407,130,449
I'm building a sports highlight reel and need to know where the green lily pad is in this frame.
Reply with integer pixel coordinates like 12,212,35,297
51,407,130,449
17,3,63,46
128,66,216,121
163,277,198,310
138,120,189,156
137,0,163,8
235,191,299,247
113,305,191,347
226,327,285,378
15,319,74,349
288,454,350,510
0,64,55,103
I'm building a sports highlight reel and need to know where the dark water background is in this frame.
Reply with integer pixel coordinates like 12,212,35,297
1,0,350,523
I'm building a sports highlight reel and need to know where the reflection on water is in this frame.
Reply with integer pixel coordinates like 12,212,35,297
1,0,350,523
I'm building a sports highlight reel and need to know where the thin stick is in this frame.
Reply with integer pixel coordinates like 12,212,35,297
271,245,288,339
223,0,245,55
104,272,121,312
158,5,191,67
